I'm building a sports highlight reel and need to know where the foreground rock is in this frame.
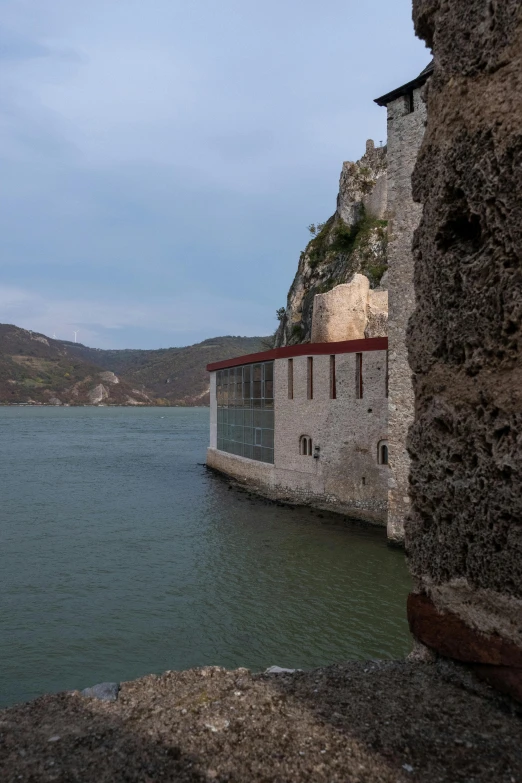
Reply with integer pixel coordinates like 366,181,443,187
1,661,521,782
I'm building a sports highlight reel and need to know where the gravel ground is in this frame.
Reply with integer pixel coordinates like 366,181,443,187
1,660,521,782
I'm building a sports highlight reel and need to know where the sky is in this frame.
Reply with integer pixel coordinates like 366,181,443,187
0,0,430,349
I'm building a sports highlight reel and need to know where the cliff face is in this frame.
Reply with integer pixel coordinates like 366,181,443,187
274,140,388,347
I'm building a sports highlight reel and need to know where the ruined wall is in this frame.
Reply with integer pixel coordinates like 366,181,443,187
311,276,369,343
407,0,522,699
207,349,389,523
385,86,427,543
337,139,388,226
311,275,388,343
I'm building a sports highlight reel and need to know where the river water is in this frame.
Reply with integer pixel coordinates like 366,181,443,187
0,407,411,707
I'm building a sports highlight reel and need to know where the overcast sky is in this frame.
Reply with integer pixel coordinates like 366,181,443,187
1,0,429,349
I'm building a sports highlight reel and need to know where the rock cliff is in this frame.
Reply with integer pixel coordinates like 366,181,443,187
274,140,388,347
406,0,522,701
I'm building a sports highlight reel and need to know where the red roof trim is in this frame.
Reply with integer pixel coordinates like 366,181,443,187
206,337,388,372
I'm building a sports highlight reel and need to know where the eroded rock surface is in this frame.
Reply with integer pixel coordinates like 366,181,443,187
88,384,109,404
406,0,522,690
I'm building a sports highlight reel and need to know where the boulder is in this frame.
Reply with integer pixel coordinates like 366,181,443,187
88,384,109,404
81,682,120,702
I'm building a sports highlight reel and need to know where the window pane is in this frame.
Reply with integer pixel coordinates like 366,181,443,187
217,360,275,464
262,429,274,448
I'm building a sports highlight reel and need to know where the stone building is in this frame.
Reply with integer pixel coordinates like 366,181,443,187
374,62,433,543
207,329,389,524
206,66,436,537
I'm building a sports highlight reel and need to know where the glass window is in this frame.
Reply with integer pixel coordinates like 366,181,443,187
216,360,274,464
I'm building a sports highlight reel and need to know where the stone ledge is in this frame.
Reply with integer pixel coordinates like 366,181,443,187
407,592,522,701
2,660,521,782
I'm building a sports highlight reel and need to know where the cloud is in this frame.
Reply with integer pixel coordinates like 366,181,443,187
0,284,271,349
0,0,430,348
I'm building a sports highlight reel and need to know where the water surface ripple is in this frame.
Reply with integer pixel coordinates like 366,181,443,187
0,407,411,707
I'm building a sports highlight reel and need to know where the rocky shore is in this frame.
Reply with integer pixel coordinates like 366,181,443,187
1,659,521,782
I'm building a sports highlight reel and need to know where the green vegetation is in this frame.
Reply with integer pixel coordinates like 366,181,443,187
0,325,268,406
305,211,388,273
306,216,335,269
307,221,327,237
365,264,388,287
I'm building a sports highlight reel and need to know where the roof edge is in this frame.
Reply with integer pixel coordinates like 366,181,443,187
207,337,388,372
374,61,434,106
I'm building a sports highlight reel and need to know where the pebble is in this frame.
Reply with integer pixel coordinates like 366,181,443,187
81,682,120,702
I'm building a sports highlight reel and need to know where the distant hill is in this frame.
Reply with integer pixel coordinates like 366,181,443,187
0,325,268,406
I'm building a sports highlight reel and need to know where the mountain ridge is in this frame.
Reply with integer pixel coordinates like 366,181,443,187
0,324,267,406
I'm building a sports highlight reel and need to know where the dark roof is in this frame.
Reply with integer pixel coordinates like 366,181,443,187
207,337,388,372
374,60,434,106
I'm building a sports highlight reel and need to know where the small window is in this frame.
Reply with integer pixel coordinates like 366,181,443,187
378,440,389,465
404,90,414,114
255,428,263,446
288,358,294,400
307,357,313,400
300,435,312,456
330,355,336,399
356,353,363,399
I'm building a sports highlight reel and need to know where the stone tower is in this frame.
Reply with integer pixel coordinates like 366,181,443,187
374,63,433,543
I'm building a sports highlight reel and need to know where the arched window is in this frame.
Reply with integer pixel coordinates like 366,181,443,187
300,435,313,456
378,440,389,465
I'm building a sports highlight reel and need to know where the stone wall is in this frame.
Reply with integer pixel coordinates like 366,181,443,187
207,349,389,524
384,85,427,543
407,0,522,700
310,275,388,344
337,139,388,227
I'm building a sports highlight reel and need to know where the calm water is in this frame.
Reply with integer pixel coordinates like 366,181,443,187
0,407,411,708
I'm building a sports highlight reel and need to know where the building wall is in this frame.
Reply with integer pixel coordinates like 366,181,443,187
406,0,522,700
209,372,217,449
207,349,388,524
386,86,427,543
